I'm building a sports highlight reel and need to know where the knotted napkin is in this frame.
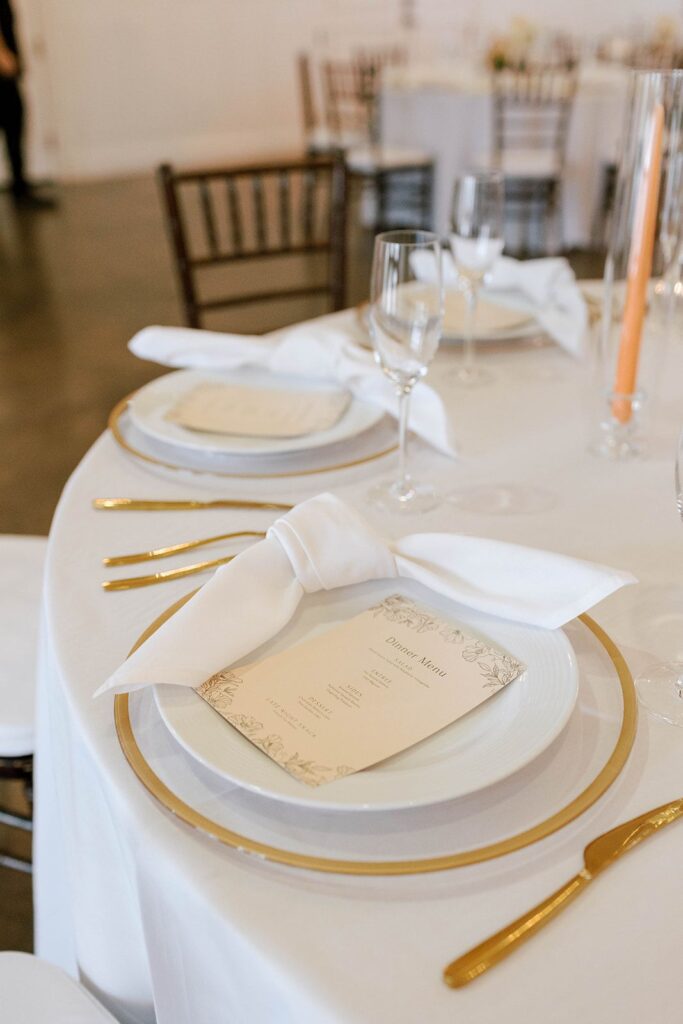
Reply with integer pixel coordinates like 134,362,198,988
97,493,635,696
129,321,457,457
412,251,588,357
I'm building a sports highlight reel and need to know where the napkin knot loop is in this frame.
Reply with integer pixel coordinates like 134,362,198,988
267,493,397,594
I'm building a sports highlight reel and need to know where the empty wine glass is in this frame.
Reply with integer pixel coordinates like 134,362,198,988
368,230,443,514
636,427,683,725
449,171,505,386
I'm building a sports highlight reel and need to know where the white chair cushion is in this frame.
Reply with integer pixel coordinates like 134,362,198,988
345,144,432,172
0,953,118,1022
304,126,336,152
476,151,562,180
499,148,561,179
0,536,47,758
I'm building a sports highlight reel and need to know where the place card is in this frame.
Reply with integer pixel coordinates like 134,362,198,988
196,595,525,787
166,382,350,438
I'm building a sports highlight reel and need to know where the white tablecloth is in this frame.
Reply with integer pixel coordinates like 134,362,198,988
381,63,629,247
34,306,683,1023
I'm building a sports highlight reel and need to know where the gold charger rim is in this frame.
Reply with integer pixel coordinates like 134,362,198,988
114,598,637,876
109,392,398,479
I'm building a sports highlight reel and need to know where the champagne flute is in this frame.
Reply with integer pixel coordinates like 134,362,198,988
368,230,444,514
449,171,505,386
636,427,683,725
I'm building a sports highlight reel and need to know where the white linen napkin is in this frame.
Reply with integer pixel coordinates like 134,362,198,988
412,250,588,357
487,256,588,357
97,493,636,696
129,321,457,457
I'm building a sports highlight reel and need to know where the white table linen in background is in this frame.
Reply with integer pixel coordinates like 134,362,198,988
34,302,683,1024
381,62,628,247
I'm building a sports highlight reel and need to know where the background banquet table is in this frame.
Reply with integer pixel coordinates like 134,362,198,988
380,62,629,247
34,303,683,1023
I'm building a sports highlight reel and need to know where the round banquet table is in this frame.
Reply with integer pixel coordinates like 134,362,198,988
34,304,683,1024
381,62,629,248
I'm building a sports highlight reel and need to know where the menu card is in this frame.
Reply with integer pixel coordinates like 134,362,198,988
196,595,525,787
167,382,350,438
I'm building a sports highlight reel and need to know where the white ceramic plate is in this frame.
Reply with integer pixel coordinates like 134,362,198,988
128,368,384,457
441,289,535,342
357,296,538,346
154,578,578,812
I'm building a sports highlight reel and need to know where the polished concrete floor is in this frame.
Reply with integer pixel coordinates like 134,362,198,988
1,178,181,536
0,175,604,955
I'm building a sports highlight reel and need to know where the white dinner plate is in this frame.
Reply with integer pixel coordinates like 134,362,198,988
440,289,535,342
154,578,579,812
357,295,538,346
128,368,385,457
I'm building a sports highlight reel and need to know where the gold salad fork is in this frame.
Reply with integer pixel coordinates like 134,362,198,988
102,529,266,591
102,554,245,591
103,530,266,566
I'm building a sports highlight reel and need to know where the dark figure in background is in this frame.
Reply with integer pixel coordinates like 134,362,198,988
0,0,54,208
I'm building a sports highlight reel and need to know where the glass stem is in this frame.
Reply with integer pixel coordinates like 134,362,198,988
676,671,683,700
463,283,478,376
396,383,413,498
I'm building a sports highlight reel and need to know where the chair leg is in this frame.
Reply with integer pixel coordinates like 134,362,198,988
421,166,434,230
0,756,34,873
554,184,564,255
0,851,32,874
0,805,33,874
376,172,388,234
521,203,531,258
0,807,32,830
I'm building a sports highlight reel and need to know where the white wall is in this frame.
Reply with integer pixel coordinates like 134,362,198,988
12,0,681,181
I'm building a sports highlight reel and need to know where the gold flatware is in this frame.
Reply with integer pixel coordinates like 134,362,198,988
103,530,266,566
93,498,292,512
102,554,239,591
443,797,683,989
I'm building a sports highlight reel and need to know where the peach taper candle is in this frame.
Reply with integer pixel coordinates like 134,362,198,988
612,101,664,423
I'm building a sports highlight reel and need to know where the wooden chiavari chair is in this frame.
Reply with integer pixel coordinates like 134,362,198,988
158,155,347,330
629,43,681,70
491,65,578,254
319,52,434,233
298,53,334,155
0,535,47,875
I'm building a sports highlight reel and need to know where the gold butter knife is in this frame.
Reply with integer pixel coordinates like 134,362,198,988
444,797,683,989
93,498,292,512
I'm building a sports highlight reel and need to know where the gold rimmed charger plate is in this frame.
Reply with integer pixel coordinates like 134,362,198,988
114,594,637,876
109,393,398,479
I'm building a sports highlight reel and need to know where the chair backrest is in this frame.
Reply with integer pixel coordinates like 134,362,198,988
322,58,377,146
158,156,347,330
629,42,680,70
491,66,578,172
321,49,406,147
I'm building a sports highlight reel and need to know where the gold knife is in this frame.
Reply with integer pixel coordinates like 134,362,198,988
444,797,683,989
93,498,292,512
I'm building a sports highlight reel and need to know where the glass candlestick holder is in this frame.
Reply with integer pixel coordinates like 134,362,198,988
591,70,683,460
594,387,647,460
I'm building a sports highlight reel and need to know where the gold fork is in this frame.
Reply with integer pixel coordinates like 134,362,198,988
102,554,242,591
103,530,266,566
